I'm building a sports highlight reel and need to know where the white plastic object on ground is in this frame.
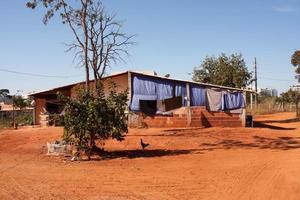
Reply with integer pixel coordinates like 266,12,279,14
46,141,72,156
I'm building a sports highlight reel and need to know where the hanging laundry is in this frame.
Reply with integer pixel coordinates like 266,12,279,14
206,89,224,112
155,79,174,100
130,75,157,111
223,92,245,110
190,84,206,106
130,74,186,112
175,82,187,106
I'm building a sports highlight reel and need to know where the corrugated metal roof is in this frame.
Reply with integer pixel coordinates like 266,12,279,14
30,70,255,96
29,71,128,96
129,71,254,92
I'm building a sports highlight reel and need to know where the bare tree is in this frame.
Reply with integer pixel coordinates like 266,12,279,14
27,0,134,92
76,1,134,92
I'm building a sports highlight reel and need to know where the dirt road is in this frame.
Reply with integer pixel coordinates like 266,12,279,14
0,112,300,200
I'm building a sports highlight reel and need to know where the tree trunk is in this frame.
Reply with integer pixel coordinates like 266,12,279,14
93,68,98,94
87,135,96,161
82,0,89,91
13,101,16,129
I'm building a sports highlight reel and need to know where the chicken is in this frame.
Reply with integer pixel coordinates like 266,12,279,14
140,139,149,150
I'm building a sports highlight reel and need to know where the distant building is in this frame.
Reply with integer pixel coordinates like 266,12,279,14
291,84,300,92
0,102,13,111
258,88,278,97
271,89,278,97
0,102,33,112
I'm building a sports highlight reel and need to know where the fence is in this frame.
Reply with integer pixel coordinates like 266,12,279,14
247,102,297,115
0,109,34,128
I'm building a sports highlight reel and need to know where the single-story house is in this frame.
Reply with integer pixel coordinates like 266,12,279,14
30,70,252,128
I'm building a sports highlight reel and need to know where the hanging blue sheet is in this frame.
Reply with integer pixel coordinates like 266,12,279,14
155,79,174,100
130,75,157,111
130,74,190,111
175,82,187,106
223,92,245,110
190,84,206,106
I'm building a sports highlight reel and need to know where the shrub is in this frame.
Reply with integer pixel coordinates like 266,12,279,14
59,82,128,159
16,112,33,125
0,110,33,128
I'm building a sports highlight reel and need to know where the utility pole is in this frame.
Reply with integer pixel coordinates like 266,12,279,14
254,57,257,93
13,98,16,129
254,57,258,108
249,58,258,110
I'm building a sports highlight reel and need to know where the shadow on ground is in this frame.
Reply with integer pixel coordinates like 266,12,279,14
86,135,300,161
86,149,203,161
129,131,200,137
94,135,300,161
256,117,300,124
253,121,296,130
77,118,300,161
128,128,204,137
202,135,300,151
75,135,300,161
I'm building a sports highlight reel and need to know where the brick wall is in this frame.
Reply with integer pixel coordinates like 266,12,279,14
190,107,242,127
70,73,129,98
33,73,129,125
34,97,46,125
129,106,243,128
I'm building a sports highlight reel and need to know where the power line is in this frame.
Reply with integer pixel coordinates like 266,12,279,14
0,67,295,82
258,76,295,82
0,68,81,78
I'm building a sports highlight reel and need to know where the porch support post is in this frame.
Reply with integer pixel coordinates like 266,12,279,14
186,83,191,127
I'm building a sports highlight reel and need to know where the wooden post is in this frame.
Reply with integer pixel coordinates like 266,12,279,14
186,83,191,126
241,91,247,127
127,71,132,127
13,96,17,129
33,98,36,126
250,93,253,110
127,71,132,107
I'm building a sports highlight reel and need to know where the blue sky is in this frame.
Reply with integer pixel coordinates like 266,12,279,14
0,0,299,95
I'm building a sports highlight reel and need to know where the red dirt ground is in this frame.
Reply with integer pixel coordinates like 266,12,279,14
0,112,300,200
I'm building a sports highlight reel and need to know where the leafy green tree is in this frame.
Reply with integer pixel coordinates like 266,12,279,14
25,96,34,107
287,89,300,117
278,89,300,116
276,92,291,111
11,95,28,129
291,50,300,82
60,82,128,159
192,53,251,88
